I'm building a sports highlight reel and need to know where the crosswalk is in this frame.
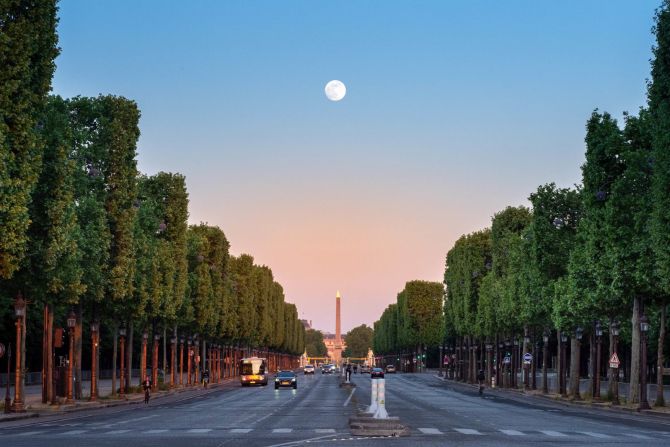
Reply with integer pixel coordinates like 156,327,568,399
415,427,670,440
0,427,346,437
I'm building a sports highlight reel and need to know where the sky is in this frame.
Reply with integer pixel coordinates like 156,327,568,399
53,0,658,333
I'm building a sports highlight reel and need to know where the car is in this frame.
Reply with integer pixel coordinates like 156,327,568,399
385,365,397,373
321,364,334,374
275,370,297,389
371,367,385,379
360,365,370,374
304,364,315,374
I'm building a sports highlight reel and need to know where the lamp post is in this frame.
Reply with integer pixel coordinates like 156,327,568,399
504,340,512,388
639,314,651,410
170,337,176,388
5,344,12,413
523,331,531,390
90,322,99,401
141,331,148,385
611,321,620,405
513,338,519,388
152,334,160,391
594,321,602,400
119,326,126,398
10,294,27,412
574,326,583,399
485,343,493,386
64,310,76,404
438,345,444,377
179,337,184,386
194,339,200,385
560,332,568,396
542,329,550,394
187,338,192,386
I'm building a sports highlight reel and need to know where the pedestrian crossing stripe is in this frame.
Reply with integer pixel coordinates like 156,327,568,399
499,429,524,436
541,430,567,437
454,428,482,435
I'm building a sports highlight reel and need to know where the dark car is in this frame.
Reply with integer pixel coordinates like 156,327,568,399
385,364,397,374
275,370,297,389
321,364,334,374
371,367,385,379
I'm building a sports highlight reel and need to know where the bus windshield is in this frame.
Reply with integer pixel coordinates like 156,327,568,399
240,358,266,375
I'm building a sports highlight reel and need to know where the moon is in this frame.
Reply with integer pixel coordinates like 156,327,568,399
325,80,346,101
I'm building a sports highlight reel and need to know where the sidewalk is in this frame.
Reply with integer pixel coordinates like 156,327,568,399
434,372,670,419
0,376,235,422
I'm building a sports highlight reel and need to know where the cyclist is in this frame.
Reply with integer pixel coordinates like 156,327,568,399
142,375,152,404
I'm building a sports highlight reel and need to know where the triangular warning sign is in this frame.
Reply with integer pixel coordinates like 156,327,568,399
609,352,620,367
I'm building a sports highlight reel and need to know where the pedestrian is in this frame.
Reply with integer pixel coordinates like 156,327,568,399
477,369,485,396
143,375,152,404
346,364,352,382
202,369,210,388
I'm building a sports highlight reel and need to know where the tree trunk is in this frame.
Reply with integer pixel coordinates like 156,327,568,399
21,304,27,406
42,304,48,403
74,303,83,399
569,336,580,399
111,322,118,396
163,327,167,377
630,296,641,404
589,332,596,398
126,322,134,390
47,304,55,404
656,301,666,407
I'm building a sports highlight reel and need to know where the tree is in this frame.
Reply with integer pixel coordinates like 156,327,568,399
305,329,327,357
344,324,374,358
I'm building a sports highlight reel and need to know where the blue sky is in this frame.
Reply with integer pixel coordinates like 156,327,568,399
53,1,659,332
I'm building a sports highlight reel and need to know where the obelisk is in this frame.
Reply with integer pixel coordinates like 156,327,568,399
335,291,342,366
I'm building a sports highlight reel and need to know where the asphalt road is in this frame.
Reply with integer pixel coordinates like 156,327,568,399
1,371,670,446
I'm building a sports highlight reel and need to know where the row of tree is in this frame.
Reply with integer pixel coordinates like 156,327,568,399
0,1,305,402
372,281,444,371
373,1,670,406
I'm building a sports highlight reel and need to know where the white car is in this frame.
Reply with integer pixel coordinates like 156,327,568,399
304,364,315,374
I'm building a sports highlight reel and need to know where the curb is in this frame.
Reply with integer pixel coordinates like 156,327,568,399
0,412,39,422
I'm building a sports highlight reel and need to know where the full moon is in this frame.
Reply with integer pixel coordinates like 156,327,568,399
325,80,346,101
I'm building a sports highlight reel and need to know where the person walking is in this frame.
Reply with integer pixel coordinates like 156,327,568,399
143,376,152,404
202,369,210,388
477,369,486,396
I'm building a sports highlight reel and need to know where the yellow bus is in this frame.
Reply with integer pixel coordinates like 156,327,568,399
240,357,268,386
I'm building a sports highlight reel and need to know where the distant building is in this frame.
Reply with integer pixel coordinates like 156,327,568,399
323,333,346,363
300,319,312,330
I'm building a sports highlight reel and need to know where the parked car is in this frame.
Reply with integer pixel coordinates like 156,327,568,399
385,364,397,373
304,364,315,374
371,367,385,379
275,370,297,389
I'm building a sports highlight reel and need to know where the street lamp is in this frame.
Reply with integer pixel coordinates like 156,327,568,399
152,334,160,391
119,326,127,398
542,329,550,394
523,328,531,390
170,337,177,387
560,332,568,396
179,336,185,386
611,320,620,405
513,338,519,388
10,293,27,412
194,339,200,385
141,331,149,386
594,321,603,399
64,310,76,404
187,337,193,386
90,321,99,401
439,344,445,377
639,314,650,410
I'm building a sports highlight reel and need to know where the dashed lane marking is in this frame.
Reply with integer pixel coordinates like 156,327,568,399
230,428,253,433
499,429,525,436
103,429,131,435
59,430,88,435
541,430,567,437
14,431,42,437
273,428,293,433
187,428,212,434
418,428,443,435
315,429,336,433
454,428,483,435
580,432,611,439
626,433,653,440
143,429,168,434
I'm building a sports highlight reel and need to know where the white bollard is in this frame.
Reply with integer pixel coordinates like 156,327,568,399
366,378,379,414
373,379,388,419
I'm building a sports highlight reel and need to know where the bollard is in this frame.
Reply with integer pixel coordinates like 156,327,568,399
367,378,379,414
373,379,388,419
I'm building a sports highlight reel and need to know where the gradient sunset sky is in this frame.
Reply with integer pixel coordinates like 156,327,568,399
53,1,657,333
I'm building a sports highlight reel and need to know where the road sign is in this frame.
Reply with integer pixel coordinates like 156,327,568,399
0,342,4,358
503,355,511,364
609,352,620,369
523,353,533,365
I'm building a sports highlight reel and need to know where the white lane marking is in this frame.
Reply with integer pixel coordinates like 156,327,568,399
143,429,168,434
500,429,525,436
15,431,42,436
454,428,482,435
104,429,131,434
59,430,88,435
63,422,82,426
626,433,653,440
580,432,611,439
273,428,293,433
315,429,336,434
118,414,158,425
343,387,356,407
541,430,567,437
188,428,212,433
230,428,253,433
418,428,443,434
